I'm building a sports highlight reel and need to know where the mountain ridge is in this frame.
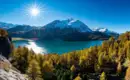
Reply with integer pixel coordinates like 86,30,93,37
0,19,118,34
43,19,92,32
0,19,119,41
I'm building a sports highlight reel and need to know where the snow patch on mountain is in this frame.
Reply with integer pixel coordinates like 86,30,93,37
93,28,108,32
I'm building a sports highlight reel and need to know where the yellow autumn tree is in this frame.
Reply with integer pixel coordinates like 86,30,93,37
27,59,42,80
100,72,107,80
42,61,54,73
117,62,122,75
125,66,130,80
70,65,76,72
74,74,82,80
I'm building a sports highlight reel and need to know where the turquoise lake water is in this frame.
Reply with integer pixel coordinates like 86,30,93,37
13,40,102,54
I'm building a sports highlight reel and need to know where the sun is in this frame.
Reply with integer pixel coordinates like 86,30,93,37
25,3,45,19
27,3,44,17
30,7,40,16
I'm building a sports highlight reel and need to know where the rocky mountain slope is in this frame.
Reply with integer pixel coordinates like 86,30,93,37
0,55,28,80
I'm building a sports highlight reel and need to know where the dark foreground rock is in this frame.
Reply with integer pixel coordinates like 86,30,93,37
0,28,12,58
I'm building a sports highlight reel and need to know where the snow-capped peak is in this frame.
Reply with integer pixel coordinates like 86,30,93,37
44,19,92,32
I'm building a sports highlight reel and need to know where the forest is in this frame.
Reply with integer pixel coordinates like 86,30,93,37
10,31,130,80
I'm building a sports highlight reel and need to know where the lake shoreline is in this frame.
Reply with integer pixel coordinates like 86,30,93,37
12,37,33,41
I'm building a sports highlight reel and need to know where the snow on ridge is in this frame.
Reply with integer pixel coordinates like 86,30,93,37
93,28,108,32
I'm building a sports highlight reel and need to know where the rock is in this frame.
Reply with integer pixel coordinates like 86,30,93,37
0,28,12,58
0,69,28,80
0,55,28,80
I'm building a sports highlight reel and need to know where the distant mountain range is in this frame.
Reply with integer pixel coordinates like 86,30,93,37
92,28,119,38
0,22,16,29
0,19,119,41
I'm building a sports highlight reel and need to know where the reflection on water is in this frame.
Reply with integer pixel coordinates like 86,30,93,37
26,41,47,54
13,40,103,54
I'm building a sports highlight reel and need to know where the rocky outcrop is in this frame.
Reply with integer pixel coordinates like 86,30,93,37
0,28,12,58
0,55,28,80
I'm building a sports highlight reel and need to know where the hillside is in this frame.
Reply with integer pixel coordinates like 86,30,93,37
9,31,130,80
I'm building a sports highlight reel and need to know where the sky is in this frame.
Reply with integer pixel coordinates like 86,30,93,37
0,0,130,33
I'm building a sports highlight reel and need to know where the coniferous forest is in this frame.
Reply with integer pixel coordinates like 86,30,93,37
9,31,130,80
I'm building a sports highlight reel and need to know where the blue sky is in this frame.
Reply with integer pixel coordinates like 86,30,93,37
0,0,130,33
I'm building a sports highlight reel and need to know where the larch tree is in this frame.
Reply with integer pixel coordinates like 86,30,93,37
27,59,42,80
125,66,130,80
74,74,82,80
117,62,122,75
70,65,76,72
100,72,107,80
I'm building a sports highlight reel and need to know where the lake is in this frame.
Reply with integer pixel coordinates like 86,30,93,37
13,40,103,54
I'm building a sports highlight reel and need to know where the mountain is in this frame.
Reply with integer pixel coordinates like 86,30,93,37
2,19,118,41
0,22,15,29
8,25,35,32
8,25,36,37
44,19,92,32
93,28,117,34
93,28,119,38
23,19,113,41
